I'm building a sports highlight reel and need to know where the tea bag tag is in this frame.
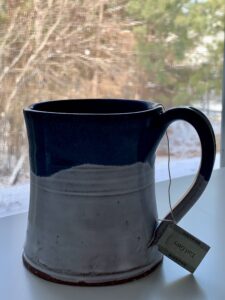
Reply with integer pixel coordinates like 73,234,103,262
156,222,210,273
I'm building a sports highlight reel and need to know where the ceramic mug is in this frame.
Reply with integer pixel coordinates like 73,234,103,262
23,99,215,285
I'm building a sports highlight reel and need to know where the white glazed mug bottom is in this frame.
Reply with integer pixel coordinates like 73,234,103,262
23,163,162,285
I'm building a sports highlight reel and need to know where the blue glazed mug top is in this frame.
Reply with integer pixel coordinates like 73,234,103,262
24,99,165,176
23,98,216,285
26,98,162,115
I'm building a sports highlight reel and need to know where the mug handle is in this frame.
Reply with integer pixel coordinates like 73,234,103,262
154,107,216,241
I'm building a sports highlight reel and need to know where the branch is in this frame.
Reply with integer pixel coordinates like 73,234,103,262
5,0,67,113
8,152,26,185
0,35,34,85
0,8,20,50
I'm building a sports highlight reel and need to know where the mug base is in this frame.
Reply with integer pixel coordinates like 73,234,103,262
22,253,163,286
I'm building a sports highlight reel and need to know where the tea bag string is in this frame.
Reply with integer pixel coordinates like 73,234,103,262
147,106,176,249
158,105,176,224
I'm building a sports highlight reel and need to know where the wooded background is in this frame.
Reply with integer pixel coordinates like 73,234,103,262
0,0,224,184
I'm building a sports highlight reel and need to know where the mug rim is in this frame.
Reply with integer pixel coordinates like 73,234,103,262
23,98,163,116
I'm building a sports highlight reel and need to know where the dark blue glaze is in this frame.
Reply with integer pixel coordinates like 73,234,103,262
24,99,164,176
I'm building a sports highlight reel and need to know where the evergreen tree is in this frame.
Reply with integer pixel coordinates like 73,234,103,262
126,0,225,106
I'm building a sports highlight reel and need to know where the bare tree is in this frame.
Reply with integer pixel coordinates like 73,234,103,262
0,0,138,183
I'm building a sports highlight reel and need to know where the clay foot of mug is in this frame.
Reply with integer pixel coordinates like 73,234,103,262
22,253,163,286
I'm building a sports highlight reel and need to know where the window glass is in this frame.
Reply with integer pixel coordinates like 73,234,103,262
0,0,224,217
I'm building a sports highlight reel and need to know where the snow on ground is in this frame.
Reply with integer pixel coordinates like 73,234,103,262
0,153,220,218
155,152,220,181
0,183,29,218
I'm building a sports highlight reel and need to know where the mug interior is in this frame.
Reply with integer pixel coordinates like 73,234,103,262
29,99,160,114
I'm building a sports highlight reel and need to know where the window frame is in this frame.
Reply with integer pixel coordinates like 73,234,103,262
220,34,225,167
